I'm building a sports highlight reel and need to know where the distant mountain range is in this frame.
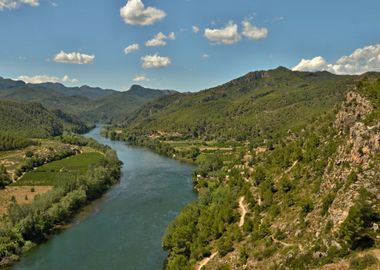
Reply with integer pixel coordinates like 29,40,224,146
0,77,176,123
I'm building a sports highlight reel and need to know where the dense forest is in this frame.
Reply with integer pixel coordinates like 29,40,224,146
0,100,92,151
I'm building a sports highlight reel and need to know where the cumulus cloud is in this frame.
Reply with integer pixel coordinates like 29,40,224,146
17,74,78,84
62,75,79,83
202,54,209,58
145,32,175,47
53,51,95,64
242,20,268,40
120,0,166,26
292,56,327,72
0,0,39,10
141,54,171,69
204,21,241,45
292,44,380,75
124,43,140,55
133,75,150,82
192,26,200,33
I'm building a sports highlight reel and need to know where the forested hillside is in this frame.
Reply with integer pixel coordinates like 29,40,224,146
0,100,90,150
122,67,353,143
108,69,380,269
0,78,176,123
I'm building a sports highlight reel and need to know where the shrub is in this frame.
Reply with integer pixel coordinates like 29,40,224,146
339,193,379,250
321,192,335,216
349,254,378,270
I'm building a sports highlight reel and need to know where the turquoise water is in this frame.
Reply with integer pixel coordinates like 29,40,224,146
11,126,196,270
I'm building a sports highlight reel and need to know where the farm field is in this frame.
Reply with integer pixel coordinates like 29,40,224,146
13,152,105,186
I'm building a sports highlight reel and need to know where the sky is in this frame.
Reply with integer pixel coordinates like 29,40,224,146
0,0,379,92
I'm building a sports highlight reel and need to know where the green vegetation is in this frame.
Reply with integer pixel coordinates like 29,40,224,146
121,67,353,143
349,254,379,270
2,68,380,269
0,137,121,264
0,165,11,189
14,153,105,186
14,147,77,179
108,70,380,269
0,100,63,138
0,133,34,151
339,190,379,250
0,78,175,124
0,100,92,150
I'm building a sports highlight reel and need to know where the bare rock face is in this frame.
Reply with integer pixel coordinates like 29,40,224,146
334,91,373,131
320,91,380,228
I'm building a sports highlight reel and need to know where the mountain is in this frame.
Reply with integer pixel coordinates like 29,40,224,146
0,99,92,136
122,67,354,142
111,68,380,269
0,78,176,123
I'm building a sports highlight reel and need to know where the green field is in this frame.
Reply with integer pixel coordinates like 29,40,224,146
14,152,105,186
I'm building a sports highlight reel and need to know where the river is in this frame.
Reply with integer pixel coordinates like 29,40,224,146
10,126,196,270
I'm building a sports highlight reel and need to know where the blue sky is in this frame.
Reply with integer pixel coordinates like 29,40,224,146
0,0,379,92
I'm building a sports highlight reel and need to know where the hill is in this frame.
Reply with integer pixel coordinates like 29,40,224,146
122,67,353,143
0,78,176,123
0,100,91,150
109,68,380,269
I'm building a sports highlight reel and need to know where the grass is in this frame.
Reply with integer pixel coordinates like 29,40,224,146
13,152,104,186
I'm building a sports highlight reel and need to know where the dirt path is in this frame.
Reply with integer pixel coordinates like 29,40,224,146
196,252,218,270
271,236,292,247
239,196,247,227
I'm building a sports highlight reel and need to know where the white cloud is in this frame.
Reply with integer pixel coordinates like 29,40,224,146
242,20,268,40
62,75,79,83
145,32,175,47
0,0,39,10
204,21,241,45
292,56,328,72
145,32,167,47
18,75,60,84
17,74,78,84
202,54,209,58
168,32,175,40
120,0,166,26
141,54,171,69
53,51,95,64
328,44,380,74
192,26,200,33
124,43,140,55
133,75,150,82
292,44,380,75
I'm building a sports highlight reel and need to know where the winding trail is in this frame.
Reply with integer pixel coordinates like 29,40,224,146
271,236,292,247
196,252,218,270
239,196,247,227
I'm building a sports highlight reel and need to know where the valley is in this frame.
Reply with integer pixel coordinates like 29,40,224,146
0,68,379,270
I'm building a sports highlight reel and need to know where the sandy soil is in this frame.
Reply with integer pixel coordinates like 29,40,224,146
0,186,52,215
239,196,247,227
196,252,218,270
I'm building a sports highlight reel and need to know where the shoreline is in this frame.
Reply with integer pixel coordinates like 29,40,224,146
0,134,122,268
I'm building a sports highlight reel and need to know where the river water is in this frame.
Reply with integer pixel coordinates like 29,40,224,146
10,126,196,270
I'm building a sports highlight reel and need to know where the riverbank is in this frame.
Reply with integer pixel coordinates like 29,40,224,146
0,135,121,267
6,126,195,270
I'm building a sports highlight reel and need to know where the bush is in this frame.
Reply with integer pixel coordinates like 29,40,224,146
349,254,378,270
321,192,335,216
0,165,11,189
217,237,234,257
339,192,379,250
